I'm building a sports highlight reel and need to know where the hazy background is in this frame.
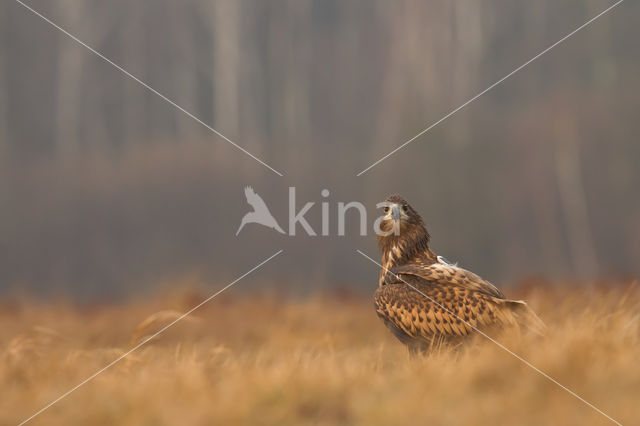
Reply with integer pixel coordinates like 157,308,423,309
0,0,638,299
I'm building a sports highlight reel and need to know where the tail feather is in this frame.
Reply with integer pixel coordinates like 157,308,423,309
505,300,546,337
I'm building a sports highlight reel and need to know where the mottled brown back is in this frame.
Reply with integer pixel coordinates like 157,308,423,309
374,195,544,353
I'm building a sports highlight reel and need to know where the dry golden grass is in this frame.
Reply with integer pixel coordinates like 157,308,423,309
2,283,639,425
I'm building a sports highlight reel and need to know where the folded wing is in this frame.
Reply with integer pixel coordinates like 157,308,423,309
374,263,543,345
385,262,505,298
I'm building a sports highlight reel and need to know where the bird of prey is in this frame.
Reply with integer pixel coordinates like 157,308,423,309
236,186,285,235
374,195,544,353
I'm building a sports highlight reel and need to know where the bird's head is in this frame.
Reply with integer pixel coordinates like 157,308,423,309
376,195,431,256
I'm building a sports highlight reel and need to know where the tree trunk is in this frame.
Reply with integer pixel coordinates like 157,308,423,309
55,0,84,156
554,118,599,279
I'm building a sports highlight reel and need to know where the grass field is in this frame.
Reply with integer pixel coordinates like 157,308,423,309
2,282,639,425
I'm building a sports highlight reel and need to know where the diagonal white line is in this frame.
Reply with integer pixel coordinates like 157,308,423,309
18,249,284,426
13,0,284,177
356,249,622,425
356,0,625,176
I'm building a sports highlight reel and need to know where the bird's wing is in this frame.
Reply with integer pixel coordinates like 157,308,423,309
385,262,505,299
244,186,270,212
375,267,519,340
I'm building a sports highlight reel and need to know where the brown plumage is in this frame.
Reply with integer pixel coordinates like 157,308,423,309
374,195,544,353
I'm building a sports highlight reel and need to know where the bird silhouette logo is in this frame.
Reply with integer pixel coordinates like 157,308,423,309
236,186,285,236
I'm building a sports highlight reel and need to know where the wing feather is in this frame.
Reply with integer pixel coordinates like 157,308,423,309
374,266,523,346
385,263,504,299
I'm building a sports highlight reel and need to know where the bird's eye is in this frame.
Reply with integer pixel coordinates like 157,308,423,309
402,205,408,212
383,207,389,214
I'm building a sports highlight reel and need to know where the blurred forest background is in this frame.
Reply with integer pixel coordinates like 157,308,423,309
0,0,638,299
